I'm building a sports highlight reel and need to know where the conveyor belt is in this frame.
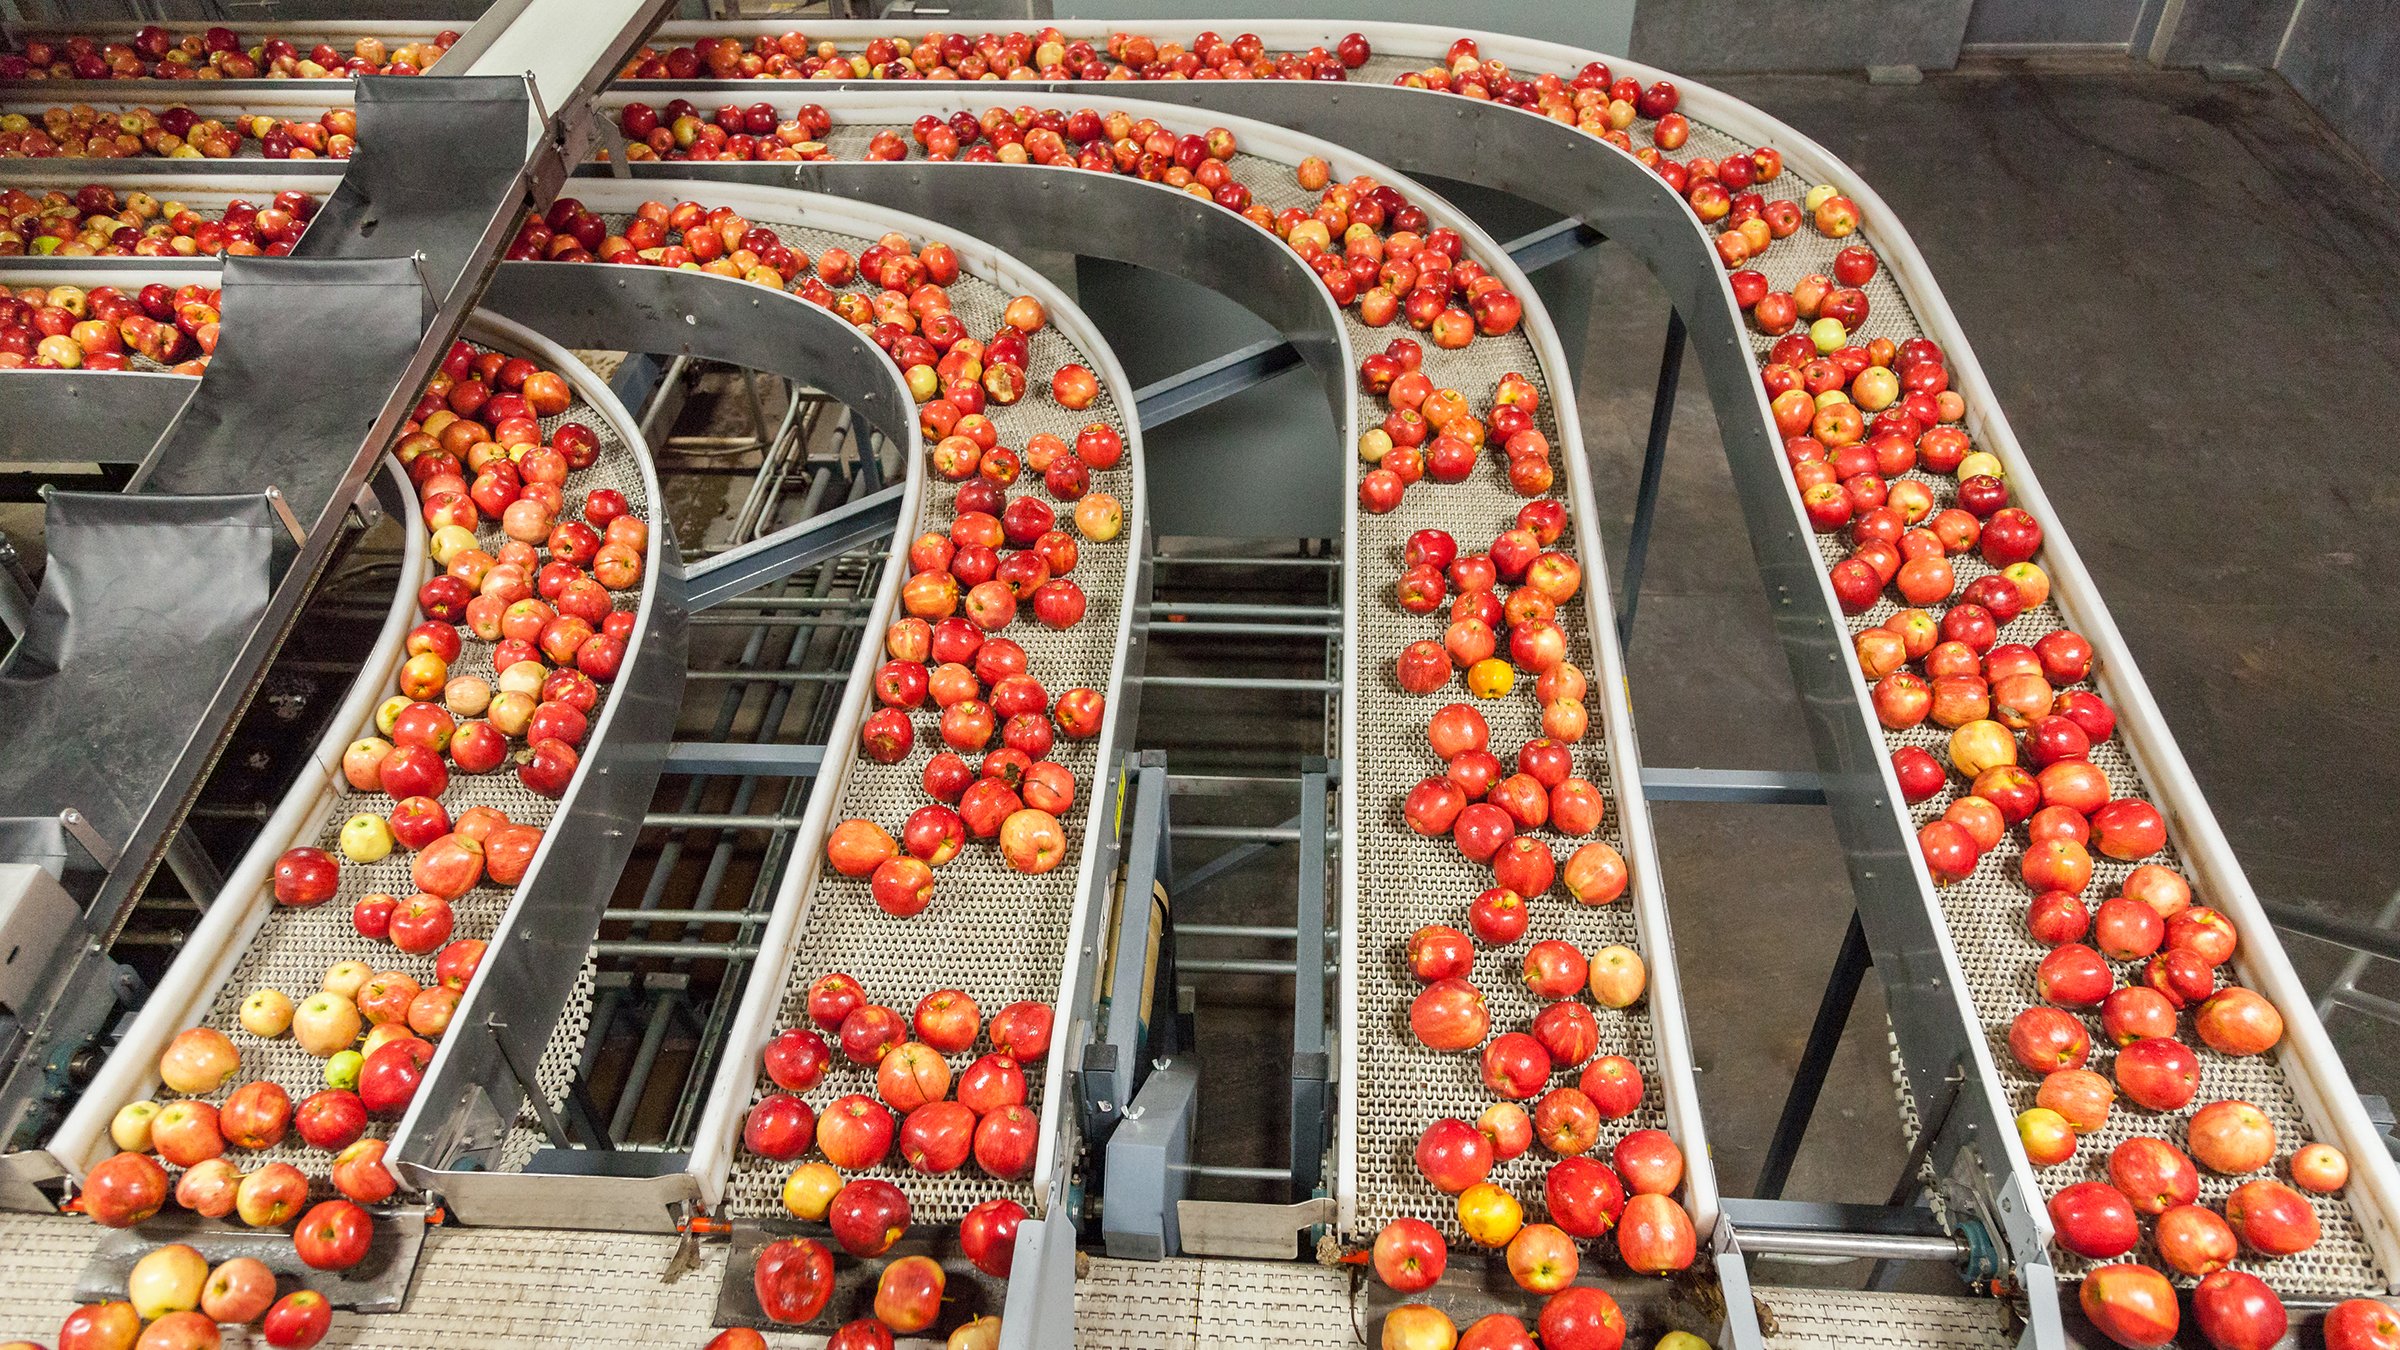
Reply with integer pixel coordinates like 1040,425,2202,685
1754,1284,2015,1350
41,316,668,1196
653,184,1149,1225
600,84,1716,1251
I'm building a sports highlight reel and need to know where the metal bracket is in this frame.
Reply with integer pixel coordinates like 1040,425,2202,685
487,1016,609,1152
261,486,307,548
55,809,115,872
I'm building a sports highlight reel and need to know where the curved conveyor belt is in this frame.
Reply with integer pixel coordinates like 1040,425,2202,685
626,14,2400,1340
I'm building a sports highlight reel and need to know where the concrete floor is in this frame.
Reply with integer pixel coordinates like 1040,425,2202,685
1144,59,2400,1224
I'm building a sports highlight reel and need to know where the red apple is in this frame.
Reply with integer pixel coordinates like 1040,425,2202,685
2108,1136,2199,1215
1372,1217,1447,1293
2080,1264,2179,1349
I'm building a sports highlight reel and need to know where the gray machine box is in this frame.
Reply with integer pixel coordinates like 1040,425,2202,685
0,864,81,1018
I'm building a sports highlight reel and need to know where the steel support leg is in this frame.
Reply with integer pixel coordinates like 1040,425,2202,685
1288,759,1333,1203
1754,909,1871,1200
1618,308,1686,651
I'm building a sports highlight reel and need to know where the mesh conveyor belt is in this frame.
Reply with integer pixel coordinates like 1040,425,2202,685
795,104,1694,1246
1754,1284,2016,1350
0,1211,1360,1345
701,211,1136,1225
163,355,648,1195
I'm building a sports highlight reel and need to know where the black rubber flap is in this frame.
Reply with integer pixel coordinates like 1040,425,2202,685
299,75,534,304
134,254,424,523
0,489,279,852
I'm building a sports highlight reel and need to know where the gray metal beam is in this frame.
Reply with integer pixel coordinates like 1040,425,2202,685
1131,335,1303,427
1504,218,1607,272
660,741,826,778
681,484,902,612
1640,766,1829,806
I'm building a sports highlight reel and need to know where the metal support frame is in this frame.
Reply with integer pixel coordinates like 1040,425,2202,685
1618,308,1686,651
1755,912,1873,1201
1288,758,1334,1205
1131,335,1304,427
682,483,904,612
1082,753,1178,1147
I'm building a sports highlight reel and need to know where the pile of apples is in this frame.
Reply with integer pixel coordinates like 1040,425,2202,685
42,1244,338,1349
737,974,1047,1339
0,26,451,80
613,28,1371,83
0,103,354,159
817,288,1120,907
593,101,1534,357
0,183,315,258
1763,227,2343,1340
1361,354,1560,516
0,281,217,371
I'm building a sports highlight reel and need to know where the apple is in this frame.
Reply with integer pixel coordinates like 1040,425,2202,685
1534,1088,1601,1157
960,1197,1026,1280
1505,1222,1578,1295
79,1151,167,1228
1407,925,1474,982
2108,1136,2199,1214
2080,1264,2179,1349
151,1101,224,1167
220,1080,292,1150
2017,1107,2076,1166
1416,1117,1494,1193
2101,987,2177,1046
1521,940,1586,1001
108,1100,160,1153
57,1302,142,1350
2192,1270,2286,1350
1544,1155,1628,1240
1411,978,1489,1052
295,1198,373,1271
1586,945,1646,1007
295,1089,368,1151
2050,1180,2139,1258
752,1235,835,1326
2189,1099,2275,1174
2114,1036,2199,1110
827,1177,911,1258
1372,1217,1447,1293
1384,1306,1458,1350
2324,1300,2400,1350
200,1256,276,1324
780,1162,841,1223
273,847,340,907
1538,1287,1624,1350
1533,1002,1600,1070
2224,1177,2319,1255
2090,798,2167,860
2157,1203,2240,1277
235,1161,307,1227
128,1243,208,1321
957,1054,1027,1115
988,1001,1053,1061
159,1025,239,1093
293,992,363,1057
873,1255,945,1335
2037,1068,2113,1132
2293,1142,2350,1193
1457,1181,1524,1248
2036,943,2112,1007
1478,1101,1533,1162
1480,1032,1553,1101
358,1036,431,1114
2008,1006,2090,1073
815,1094,896,1171
1617,1193,1697,1274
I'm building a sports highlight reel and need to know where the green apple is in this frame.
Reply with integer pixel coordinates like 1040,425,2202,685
1657,1336,1712,1350
325,1049,364,1091
109,1100,160,1152
338,812,395,864
239,987,293,1037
